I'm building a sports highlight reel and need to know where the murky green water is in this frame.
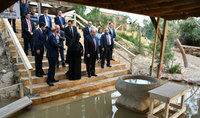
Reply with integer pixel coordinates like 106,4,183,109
124,79,153,84
2,82,200,118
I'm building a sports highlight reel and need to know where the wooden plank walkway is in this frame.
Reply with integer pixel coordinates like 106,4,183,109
0,96,32,118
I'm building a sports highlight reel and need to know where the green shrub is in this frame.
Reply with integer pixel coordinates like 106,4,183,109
168,64,181,73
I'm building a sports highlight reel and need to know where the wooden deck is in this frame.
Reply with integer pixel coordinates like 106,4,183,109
0,96,32,118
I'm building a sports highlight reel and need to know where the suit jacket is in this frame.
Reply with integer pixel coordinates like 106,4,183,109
57,30,65,47
20,0,29,17
65,26,78,46
33,28,45,52
22,19,35,39
54,16,66,28
39,15,52,29
85,34,99,56
83,26,90,39
109,28,116,39
101,33,114,50
46,33,61,58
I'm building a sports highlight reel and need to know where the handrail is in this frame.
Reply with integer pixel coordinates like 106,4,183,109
1,18,33,94
64,12,136,74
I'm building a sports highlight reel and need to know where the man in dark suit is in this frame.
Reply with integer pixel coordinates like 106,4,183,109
83,21,92,63
64,20,78,63
20,0,29,20
46,27,61,86
39,9,52,35
22,13,35,56
108,22,116,61
83,21,92,39
101,28,114,68
54,11,66,31
55,25,65,67
33,22,46,77
84,28,99,77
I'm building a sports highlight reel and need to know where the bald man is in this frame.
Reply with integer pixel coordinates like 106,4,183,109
84,28,99,77
101,28,114,68
55,25,66,67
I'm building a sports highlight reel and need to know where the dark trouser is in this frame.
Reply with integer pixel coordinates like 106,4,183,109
47,57,57,83
110,47,113,60
35,50,44,75
8,19,17,32
101,46,111,66
24,38,34,56
57,49,65,65
86,52,97,75
99,46,102,60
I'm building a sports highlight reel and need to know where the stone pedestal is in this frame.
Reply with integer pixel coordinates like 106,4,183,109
115,75,160,112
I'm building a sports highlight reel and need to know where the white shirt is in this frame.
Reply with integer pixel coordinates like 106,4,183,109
44,15,49,27
26,18,32,32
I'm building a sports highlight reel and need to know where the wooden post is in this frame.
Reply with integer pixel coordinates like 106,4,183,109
150,18,160,76
138,25,141,51
157,19,168,78
74,14,77,26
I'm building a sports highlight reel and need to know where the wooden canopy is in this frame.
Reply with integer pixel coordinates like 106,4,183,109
1,0,200,20
58,0,200,20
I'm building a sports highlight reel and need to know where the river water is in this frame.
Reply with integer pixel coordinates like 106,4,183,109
1,82,199,118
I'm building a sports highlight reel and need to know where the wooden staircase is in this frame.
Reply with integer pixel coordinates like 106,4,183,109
6,19,131,105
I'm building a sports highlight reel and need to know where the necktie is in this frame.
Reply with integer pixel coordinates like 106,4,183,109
107,35,110,45
93,37,96,51
27,20,32,32
60,17,63,26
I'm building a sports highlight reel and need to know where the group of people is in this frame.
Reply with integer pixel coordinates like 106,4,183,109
10,0,116,86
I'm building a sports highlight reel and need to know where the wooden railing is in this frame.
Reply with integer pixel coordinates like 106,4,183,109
64,13,136,74
0,18,33,94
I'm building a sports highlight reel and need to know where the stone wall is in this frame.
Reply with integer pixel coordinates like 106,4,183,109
0,29,20,100
182,45,200,57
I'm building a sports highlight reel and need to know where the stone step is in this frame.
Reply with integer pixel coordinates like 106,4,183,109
15,56,116,69
21,60,121,85
26,66,127,94
19,60,125,78
34,85,116,109
31,76,123,105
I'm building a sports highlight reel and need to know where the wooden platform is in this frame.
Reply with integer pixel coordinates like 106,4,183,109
148,83,189,118
0,96,32,118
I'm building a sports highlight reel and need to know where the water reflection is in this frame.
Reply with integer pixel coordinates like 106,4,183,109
7,82,200,118
124,79,153,84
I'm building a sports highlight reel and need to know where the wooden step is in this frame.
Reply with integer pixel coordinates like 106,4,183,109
21,60,121,85
15,57,117,69
31,75,124,105
19,61,125,77
25,64,127,93
34,85,116,109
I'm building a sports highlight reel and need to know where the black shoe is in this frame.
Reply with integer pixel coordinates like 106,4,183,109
52,79,59,83
111,59,115,61
56,64,59,68
47,82,54,86
88,74,91,78
14,31,18,33
42,73,47,75
107,65,112,67
101,65,104,68
62,63,66,67
36,74,43,77
91,74,98,77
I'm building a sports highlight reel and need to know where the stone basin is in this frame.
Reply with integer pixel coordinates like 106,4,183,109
115,75,160,113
